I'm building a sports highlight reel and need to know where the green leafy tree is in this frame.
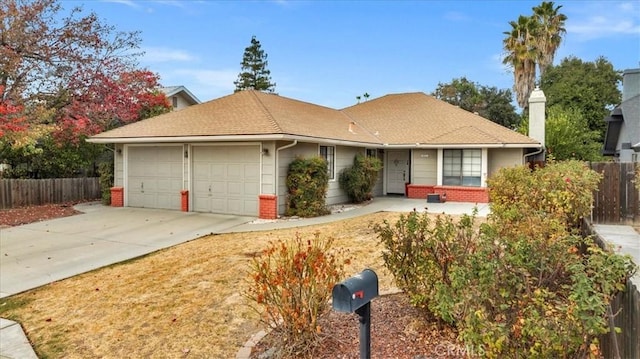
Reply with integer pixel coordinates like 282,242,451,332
544,106,603,161
233,36,276,93
518,105,604,161
540,56,622,138
432,77,520,128
503,2,567,109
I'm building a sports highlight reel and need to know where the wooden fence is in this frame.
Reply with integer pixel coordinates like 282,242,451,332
0,178,101,209
583,220,639,359
589,162,639,224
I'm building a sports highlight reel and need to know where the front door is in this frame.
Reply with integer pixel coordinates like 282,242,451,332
386,150,410,194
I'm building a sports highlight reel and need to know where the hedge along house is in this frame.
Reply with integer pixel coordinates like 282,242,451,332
88,90,541,219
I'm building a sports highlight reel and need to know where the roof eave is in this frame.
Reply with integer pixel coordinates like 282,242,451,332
380,143,541,149
87,135,540,149
86,134,383,148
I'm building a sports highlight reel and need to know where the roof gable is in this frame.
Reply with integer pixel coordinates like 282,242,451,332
161,86,201,105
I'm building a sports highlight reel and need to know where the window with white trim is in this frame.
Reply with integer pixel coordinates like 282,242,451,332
443,149,481,186
319,145,336,180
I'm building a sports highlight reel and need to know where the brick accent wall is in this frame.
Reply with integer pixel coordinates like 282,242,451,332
406,184,435,199
434,186,489,203
180,190,189,212
259,194,278,219
404,184,489,203
110,187,124,207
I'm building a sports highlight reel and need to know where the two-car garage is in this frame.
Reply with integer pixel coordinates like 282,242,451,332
125,144,260,216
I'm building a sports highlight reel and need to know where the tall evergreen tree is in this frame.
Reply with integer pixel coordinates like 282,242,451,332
233,36,276,93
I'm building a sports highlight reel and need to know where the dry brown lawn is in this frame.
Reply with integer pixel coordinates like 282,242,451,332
1,211,414,358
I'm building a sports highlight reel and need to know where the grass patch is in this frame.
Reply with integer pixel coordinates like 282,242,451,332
0,211,463,358
0,296,33,318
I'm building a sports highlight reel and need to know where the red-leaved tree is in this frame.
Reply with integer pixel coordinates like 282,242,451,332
56,70,170,144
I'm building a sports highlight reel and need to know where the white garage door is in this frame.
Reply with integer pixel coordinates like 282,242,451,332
192,145,260,216
127,146,183,210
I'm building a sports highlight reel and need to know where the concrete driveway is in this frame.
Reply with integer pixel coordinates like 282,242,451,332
0,202,254,298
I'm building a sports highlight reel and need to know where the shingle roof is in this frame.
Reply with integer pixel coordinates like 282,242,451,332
342,93,537,146
90,90,539,147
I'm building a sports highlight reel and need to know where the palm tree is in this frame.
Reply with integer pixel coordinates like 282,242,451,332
503,2,567,109
532,1,567,77
503,15,538,109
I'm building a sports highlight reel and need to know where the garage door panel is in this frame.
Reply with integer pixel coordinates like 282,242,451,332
192,145,260,216
228,182,242,195
211,181,226,195
211,164,225,176
244,182,259,195
210,198,225,212
245,165,259,178
127,146,182,210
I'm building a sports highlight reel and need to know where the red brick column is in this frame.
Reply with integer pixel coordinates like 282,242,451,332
259,194,278,219
110,187,124,207
180,190,189,212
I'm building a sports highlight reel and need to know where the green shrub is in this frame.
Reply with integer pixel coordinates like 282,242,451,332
374,160,637,358
98,160,113,205
286,156,330,217
246,233,349,358
339,153,382,203
373,209,479,324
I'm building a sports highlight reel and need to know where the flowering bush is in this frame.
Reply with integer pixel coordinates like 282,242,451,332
247,233,349,357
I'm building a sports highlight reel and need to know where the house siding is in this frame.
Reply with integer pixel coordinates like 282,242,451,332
276,142,318,215
411,149,437,185
115,144,124,187
172,94,194,110
488,148,524,178
261,141,276,195
276,142,366,215
326,145,360,205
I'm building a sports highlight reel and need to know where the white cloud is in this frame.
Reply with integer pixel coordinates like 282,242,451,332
142,47,197,63
443,11,470,22
100,0,140,8
565,1,640,40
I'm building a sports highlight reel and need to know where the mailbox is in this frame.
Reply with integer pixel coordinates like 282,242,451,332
332,268,379,313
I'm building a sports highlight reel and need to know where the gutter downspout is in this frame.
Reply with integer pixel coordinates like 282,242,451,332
523,147,545,164
274,140,298,214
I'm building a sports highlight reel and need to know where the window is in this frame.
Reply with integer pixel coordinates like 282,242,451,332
172,96,178,108
443,149,481,186
366,148,377,158
319,145,335,180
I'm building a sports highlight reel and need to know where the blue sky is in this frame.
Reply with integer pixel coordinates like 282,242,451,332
68,0,639,109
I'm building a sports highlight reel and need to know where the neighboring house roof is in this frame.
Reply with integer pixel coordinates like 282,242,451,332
90,90,540,148
603,93,640,155
161,86,201,105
